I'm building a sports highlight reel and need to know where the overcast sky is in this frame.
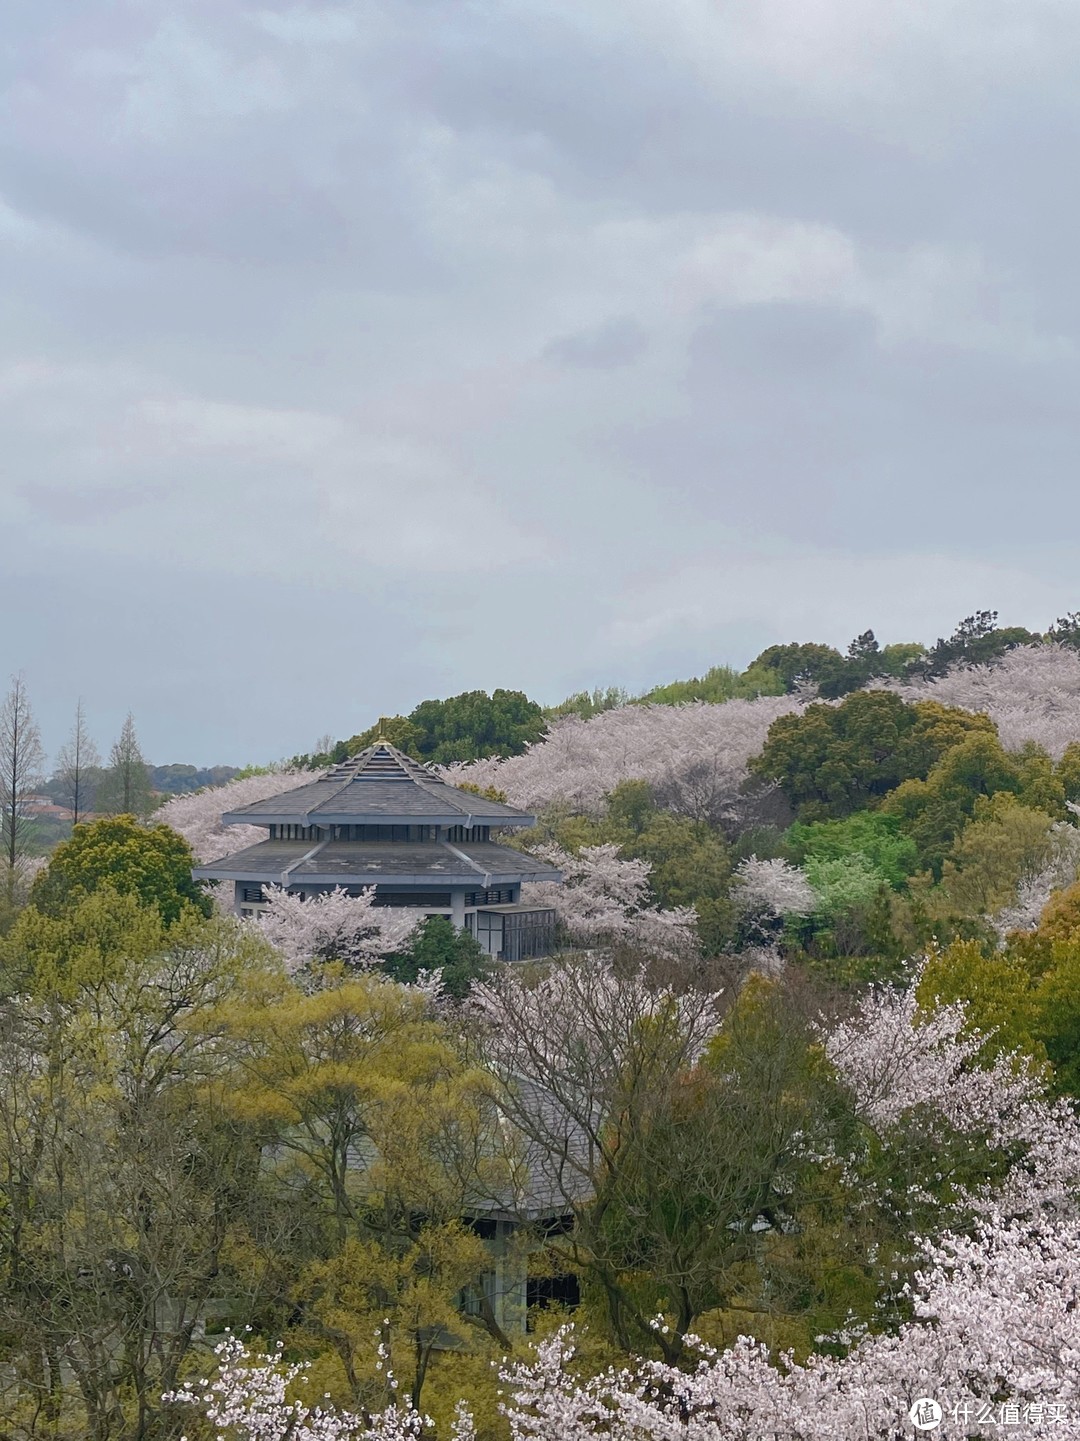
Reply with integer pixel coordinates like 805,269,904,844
4,1,1080,764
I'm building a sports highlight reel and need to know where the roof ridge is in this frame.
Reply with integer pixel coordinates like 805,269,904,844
325,740,446,785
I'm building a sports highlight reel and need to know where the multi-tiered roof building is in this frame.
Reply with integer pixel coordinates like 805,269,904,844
194,741,562,961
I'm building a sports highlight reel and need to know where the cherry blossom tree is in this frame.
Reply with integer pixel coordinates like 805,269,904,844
182,1206,1080,1441
157,766,320,863
497,1211,1080,1440
729,855,815,953
823,965,1053,1147
253,885,419,974
521,842,697,956
732,856,815,918
446,697,801,827
883,642,1080,759
167,1332,431,1441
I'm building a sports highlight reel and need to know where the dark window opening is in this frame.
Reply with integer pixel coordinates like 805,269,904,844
370,891,453,908
444,825,492,843
502,909,557,962
464,887,516,907
527,1274,579,1323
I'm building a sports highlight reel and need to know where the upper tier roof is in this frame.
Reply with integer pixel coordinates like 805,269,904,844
221,741,533,828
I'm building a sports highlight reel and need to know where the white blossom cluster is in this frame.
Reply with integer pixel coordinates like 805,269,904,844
179,1203,1080,1441
521,843,697,956
158,768,321,863
167,1332,429,1441
251,885,419,975
446,697,800,824
499,1213,1080,1441
732,855,816,917
882,643,1080,759
470,951,723,1078
823,971,1037,1135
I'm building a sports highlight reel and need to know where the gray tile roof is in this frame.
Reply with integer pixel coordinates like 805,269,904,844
221,742,535,827
468,1074,594,1221
194,837,562,886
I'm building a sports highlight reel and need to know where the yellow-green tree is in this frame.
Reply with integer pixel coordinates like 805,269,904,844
213,974,502,1412
883,731,1027,876
937,796,1061,916
0,891,280,1440
29,814,211,924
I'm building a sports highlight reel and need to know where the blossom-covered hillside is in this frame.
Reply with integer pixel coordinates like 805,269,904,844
446,695,800,823
882,642,1080,758
157,767,319,862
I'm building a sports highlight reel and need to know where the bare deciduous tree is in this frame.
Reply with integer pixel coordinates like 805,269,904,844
0,674,45,901
55,698,101,825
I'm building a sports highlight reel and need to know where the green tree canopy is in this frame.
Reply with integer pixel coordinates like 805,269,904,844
311,690,547,767
751,641,847,694
751,692,994,821
752,691,908,820
29,814,212,924
786,812,918,889
882,732,1028,877
910,610,1039,679
748,631,925,699
383,916,491,999
937,795,1060,916
637,663,786,705
408,688,546,764
0,891,282,1437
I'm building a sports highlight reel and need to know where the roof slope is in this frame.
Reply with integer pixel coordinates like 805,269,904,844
195,837,562,886
221,742,535,827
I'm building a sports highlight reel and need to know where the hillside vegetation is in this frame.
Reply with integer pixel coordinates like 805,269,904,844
9,609,1080,1439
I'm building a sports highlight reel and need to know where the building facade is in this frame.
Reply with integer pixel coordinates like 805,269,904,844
194,742,562,960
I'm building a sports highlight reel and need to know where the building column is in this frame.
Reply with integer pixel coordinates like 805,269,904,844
450,890,466,931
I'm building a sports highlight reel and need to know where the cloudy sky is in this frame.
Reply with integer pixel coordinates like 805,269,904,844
4,1,1080,764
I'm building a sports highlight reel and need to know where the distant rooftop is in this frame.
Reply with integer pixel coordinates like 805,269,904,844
221,741,534,828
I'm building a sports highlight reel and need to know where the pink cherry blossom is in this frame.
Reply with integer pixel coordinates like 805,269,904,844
158,768,321,863
732,855,816,918
521,843,697,956
251,884,419,974
445,697,801,825
882,643,1080,759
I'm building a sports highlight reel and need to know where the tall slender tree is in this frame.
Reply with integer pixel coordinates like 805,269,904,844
54,698,101,825
97,712,153,818
0,673,45,899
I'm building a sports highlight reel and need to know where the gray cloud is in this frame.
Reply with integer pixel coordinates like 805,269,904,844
1,0,1078,762
542,317,649,369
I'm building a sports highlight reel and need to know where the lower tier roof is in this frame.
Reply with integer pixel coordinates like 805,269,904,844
194,837,562,888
